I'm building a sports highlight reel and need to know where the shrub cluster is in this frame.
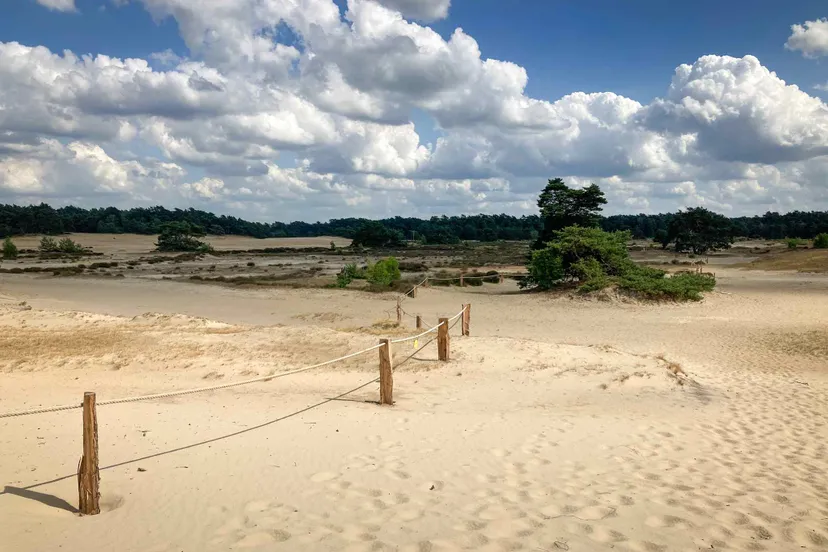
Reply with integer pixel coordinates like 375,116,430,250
39,236,87,254
814,233,828,249
524,226,716,301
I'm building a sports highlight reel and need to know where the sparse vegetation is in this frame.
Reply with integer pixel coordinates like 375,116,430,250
525,226,716,301
814,233,828,249
2,237,17,259
156,222,214,253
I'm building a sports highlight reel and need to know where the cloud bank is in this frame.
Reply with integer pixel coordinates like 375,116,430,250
2,0,828,220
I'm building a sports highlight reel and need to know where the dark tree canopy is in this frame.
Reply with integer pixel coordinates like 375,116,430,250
535,179,607,249
665,208,735,255
351,221,405,248
156,221,212,252
0,201,827,245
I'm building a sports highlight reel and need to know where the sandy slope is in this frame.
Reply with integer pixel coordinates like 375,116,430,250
1,269,827,552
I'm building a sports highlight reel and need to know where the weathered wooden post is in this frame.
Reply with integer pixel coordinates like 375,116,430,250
411,285,418,298
78,392,100,515
462,304,471,337
437,318,450,361
416,315,422,329
396,299,402,325
499,274,504,284
459,275,464,287
378,339,393,405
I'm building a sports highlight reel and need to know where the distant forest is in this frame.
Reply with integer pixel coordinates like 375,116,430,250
1,203,827,243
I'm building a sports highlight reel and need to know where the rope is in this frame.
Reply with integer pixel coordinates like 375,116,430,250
0,306,467,419
0,343,384,419
391,321,443,344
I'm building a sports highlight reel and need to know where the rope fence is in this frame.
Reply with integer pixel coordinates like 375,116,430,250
1,302,472,515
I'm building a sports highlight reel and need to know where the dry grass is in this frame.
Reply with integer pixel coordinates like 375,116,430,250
740,249,828,273
765,330,828,359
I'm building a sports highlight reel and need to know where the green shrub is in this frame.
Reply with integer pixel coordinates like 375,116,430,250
814,233,828,249
786,238,801,250
156,221,213,252
521,248,564,290
620,270,715,301
2,237,18,259
525,226,715,300
57,238,86,254
366,257,401,287
39,236,59,252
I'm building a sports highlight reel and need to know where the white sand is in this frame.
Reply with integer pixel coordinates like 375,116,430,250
1,269,827,551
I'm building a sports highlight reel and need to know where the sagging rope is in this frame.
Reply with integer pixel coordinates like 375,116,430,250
0,343,382,419
0,307,467,420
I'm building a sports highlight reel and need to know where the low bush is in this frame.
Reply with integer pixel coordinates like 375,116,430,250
525,226,716,301
2,237,18,259
814,233,828,249
398,261,428,272
366,257,401,287
786,238,802,250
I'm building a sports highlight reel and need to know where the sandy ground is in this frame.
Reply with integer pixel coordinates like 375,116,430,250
1,268,827,552
9,233,352,253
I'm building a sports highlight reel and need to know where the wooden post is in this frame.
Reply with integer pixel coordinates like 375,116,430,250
378,339,393,405
78,392,100,516
459,275,464,287
462,304,471,337
437,318,450,361
499,274,504,284
416,315,422,329
411,285,418,298
396,299,402,325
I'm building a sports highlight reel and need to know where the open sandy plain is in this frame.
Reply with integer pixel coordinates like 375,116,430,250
1,235,826,552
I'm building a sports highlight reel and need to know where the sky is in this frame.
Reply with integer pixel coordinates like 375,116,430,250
1,0,828,222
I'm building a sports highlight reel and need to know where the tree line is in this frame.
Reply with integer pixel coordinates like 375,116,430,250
1,201,827,243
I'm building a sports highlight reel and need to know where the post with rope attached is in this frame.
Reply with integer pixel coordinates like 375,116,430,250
396,299,402,326
78,392,100,515
462,304,471,337
378,339,393,405
437,318,450,361
459,274,464,287
411,285,418,299
499,274,504,284
416,315,422,329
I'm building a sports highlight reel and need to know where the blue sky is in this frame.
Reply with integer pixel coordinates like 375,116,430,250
1,0,828,220
3,0,825,102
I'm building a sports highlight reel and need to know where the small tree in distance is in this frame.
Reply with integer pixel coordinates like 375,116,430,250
665,207,734,255
156,222,213,252
2,237,18,259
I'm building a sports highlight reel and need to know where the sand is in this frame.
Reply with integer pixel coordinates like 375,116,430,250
9,233,352,253
1,267,827,551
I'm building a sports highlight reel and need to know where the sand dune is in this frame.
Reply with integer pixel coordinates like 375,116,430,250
1,268,827,551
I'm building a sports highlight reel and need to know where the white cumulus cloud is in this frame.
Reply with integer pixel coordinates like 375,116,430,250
35,0,77,12
786,18,828,58
2,1,828,218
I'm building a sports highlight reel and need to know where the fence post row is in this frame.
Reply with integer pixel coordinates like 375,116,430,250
378,339,393,405
437,318,450,361
78,392,100,516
